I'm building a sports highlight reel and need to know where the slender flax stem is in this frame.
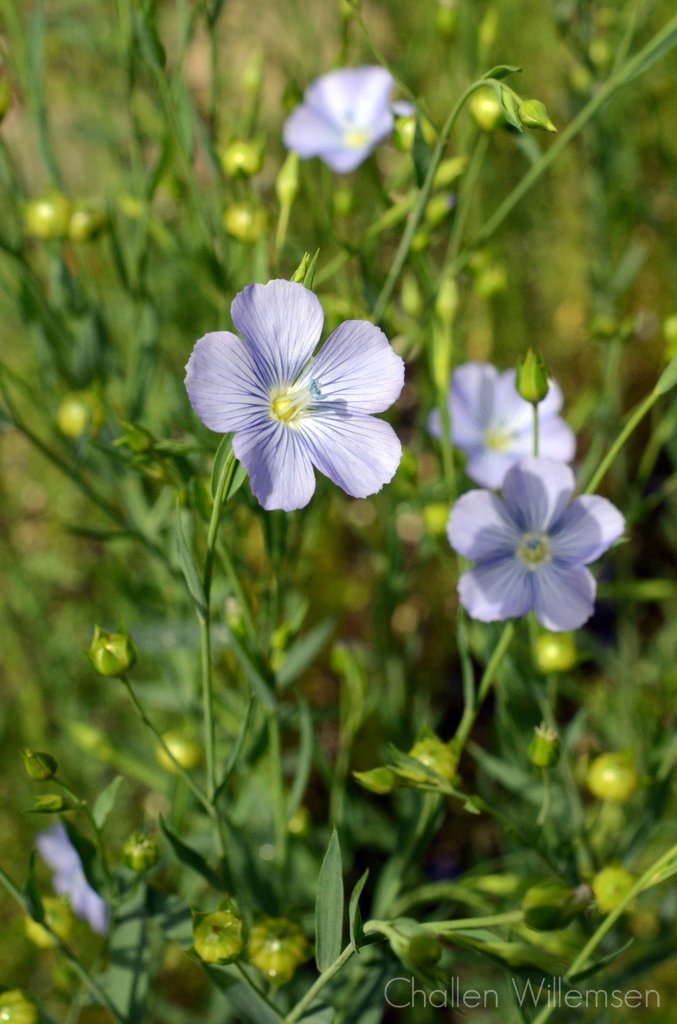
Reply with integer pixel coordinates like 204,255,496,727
582,390,658,494
283,943,356,1024
453,622,515,752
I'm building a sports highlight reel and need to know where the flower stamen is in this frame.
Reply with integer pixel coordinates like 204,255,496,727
517,532,552,569
484,424,512,452
270,379,320,426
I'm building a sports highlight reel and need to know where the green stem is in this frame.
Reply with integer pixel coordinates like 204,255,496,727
283,943,356,1024
371,79,499,323
530,842,677,1024
0,866,124,1024
460,14,677,263
421,909,524,932
453,622,515,752
582,389,658,495
268,711,288,875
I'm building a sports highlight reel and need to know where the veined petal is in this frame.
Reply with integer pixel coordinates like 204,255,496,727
451,362,499,444
448,490,521,560
308,320,404,413
300,411,401,499
305,66,394,131
231,280,324,388
502,457,575,532
283,104,344,158
534,563,596,631
458,557,534,622
509,415,576,464
185,331,269,432
551,496,625,564
233,419,316,512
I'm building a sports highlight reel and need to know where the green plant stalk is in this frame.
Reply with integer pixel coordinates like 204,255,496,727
0,866,124,1024
583,389,659,495
460,13,677,264
268,710,288,877
371,78,500,323
420,909,524,932
453,622,515,752
283,942,356,1024
530,842,677,1024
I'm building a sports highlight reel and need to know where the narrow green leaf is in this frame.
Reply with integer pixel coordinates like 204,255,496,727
22,851,44,923
286,700,314,818
412,115,430,188
175,507,207,621
159,816,223,889
655,354,677,396
92,776,123,830
210,435,234,500
348,869,369,952
276,619,334,689
215,697,256,797
315,827,344,971
569,938,634,982
483,64,522,80
303,249,321,290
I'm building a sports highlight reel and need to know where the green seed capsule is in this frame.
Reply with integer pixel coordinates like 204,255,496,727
222,202,267,243
587,753,638,803
0,990,39,1024
89,625,137,678
592,866,635,913
534,632,577,673
122,831,160,873
193,910,244,965
527,724,560,768
406,736,458,782
24,193,72,240
248,918,309,985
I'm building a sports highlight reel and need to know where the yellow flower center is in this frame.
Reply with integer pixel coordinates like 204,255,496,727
343,128,370,149
517,533,552,569
484,425,512,451
270,380,320,426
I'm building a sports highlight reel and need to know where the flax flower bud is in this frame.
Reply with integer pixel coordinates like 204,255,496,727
518,99,557,133
247,918,309,985
218,139,263,179
275,151,299,207
89,625,137,678
21,748,57,781
469,87,503,132
24,193,72,240
516,349,550,404
222,202,267,244
406,735,457,783
353,765,397,794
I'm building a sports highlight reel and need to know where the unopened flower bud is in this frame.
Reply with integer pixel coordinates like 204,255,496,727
28,794,70,813
406,735,457,783
68,205,107,242
222,202,267,244
424,192,456,228
89,625,137,678
527,724,560,768
435,276,459,326
193,909,244,965
57,391,103,439
218,139,263,179
587,753,638,803
333,186,353,217
516,349,550,404
248,917,309,985
521,881,591,931
155,730,203,772
24,193,72,240
24,896,75,948
435,0,458,38
592,865,635,913
401,273,423,318
353,766,397,794
433,154,467,189
122,831,159,873
518,99,557,133
21,748,57,781
469,87,504,132
0,990,39,1024
275,151,299,207
478,7,499,51
392,114,436,153
534,631,577,673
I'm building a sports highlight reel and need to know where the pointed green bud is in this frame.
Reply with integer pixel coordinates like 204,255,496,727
401,273,423,318
275,151,299,207
193,909,244,965
247,917,309,986
353,766,397,794
586,752,638,803
435,276,459,326
435,0,458,39
591,866,635,913
527,723,560,768
522,881,591,931
0,990,39,1024
516,349,549,404
518,98,557,133
290,250,319,289
122,831,160,873
89,625,137,677
433,154,467,189
21,748,58,781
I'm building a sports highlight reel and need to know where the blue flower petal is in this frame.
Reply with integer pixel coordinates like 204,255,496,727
447,490,521,560
550,496,625,565
36,824,108,935
458,557,534,622
465,449,518,489
450,362,499,443
233,419,316,512
185,331,269,432
502,457,575,533
36,823,81,876
231,280,324,388
282,104,344,159
300,410,401,499
534,563,596,631
307,319,404,413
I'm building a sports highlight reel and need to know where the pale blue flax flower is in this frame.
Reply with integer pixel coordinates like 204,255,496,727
283,66,410,173
448,457,624,631
185,280,405,511
429,362,575,489
36,823,108,935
